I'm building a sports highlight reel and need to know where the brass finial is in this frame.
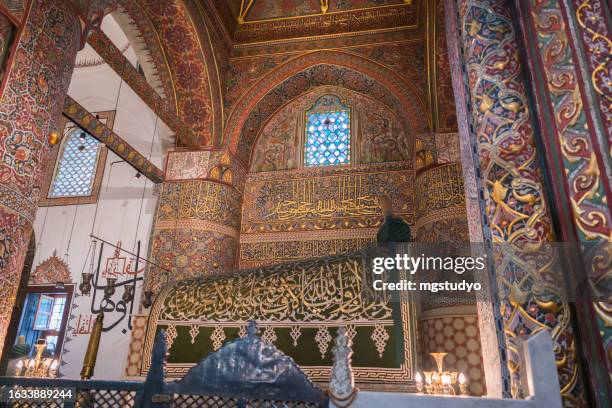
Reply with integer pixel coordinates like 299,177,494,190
80,313,104,379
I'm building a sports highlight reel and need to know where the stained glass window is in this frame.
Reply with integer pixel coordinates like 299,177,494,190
304,95,351,167
49,129,102,198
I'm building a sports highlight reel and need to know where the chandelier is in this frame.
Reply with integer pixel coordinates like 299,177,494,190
14,340,59,378
415,352,467,396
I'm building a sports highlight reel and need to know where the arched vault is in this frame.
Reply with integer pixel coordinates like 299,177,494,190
224,51,431,165
122,0,223,146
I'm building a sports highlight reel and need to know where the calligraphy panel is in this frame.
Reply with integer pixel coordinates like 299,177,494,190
142,252,417,389
240,161,413,267
234,3,417,43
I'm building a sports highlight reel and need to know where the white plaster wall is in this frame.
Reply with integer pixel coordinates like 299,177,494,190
30,15,172,381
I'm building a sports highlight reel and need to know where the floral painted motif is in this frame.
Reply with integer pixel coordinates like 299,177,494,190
433,0,457,131
30,254,72,285
528,0,612,383
572,0,612,147
3,131,43,177
458,0,585,404
139,0,214,145
0,0,80,357
228,52,428,166
251,86,410,172
248,0,320,20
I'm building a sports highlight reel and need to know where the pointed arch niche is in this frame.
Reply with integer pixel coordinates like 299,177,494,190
249,86,411,173
240,86,415,269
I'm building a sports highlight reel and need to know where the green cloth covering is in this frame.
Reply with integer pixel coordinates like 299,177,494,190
10,343,30,359
376,215,411,243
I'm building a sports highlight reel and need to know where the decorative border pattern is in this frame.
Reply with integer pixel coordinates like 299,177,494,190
571,0,612,147
528,0,612,381
87,29,197,149
240,227,379,243
115,0,176,110
63,96,164,183
154,219,239,240
234,4,418,44
458,0,584,403
240,237,376,268
0,184,36,223
224,50,430,164
138,0,215,146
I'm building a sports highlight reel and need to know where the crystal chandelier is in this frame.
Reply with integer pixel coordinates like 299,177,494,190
415,352,467,396
14,340,59,378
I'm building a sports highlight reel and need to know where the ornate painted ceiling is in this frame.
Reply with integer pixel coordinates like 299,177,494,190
0,0,453,149
228,0,409,21
218,0,420,44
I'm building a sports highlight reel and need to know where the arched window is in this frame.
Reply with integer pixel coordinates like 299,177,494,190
48,129,103,198
304,95,351,167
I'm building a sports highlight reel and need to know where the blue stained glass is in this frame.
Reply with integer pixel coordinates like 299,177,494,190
49,130,101,198
304,109,350,167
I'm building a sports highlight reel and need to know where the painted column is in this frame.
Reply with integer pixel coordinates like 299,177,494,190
144,150,243,297
414,134,468,244
449,0,586,405
0,0,81,357
414,133,486,394
516,2,612,402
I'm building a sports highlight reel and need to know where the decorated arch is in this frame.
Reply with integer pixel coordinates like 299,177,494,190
132,0,223,146
113,0,176,108
249,85,412,172
224,51,430,166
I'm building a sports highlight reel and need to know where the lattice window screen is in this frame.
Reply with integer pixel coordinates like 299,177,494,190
304,95,350,167
49,130,102,198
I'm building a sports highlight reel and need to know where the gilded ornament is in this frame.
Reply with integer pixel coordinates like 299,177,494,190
479,95,493,112
48,131,60,145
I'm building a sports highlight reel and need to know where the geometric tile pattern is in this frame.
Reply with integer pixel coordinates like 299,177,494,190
305,109,350,167
419,315,485,396
49,130,101,197
124,315,147,378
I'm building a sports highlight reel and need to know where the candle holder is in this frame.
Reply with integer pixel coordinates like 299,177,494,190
415,352,467,396
142,290,154,309
15,340,59,378
122,285,134,303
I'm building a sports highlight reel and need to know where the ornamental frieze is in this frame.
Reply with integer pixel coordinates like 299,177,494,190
234,4,418,44
157,180,242,229
415,162,465,220
242,162,414,234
